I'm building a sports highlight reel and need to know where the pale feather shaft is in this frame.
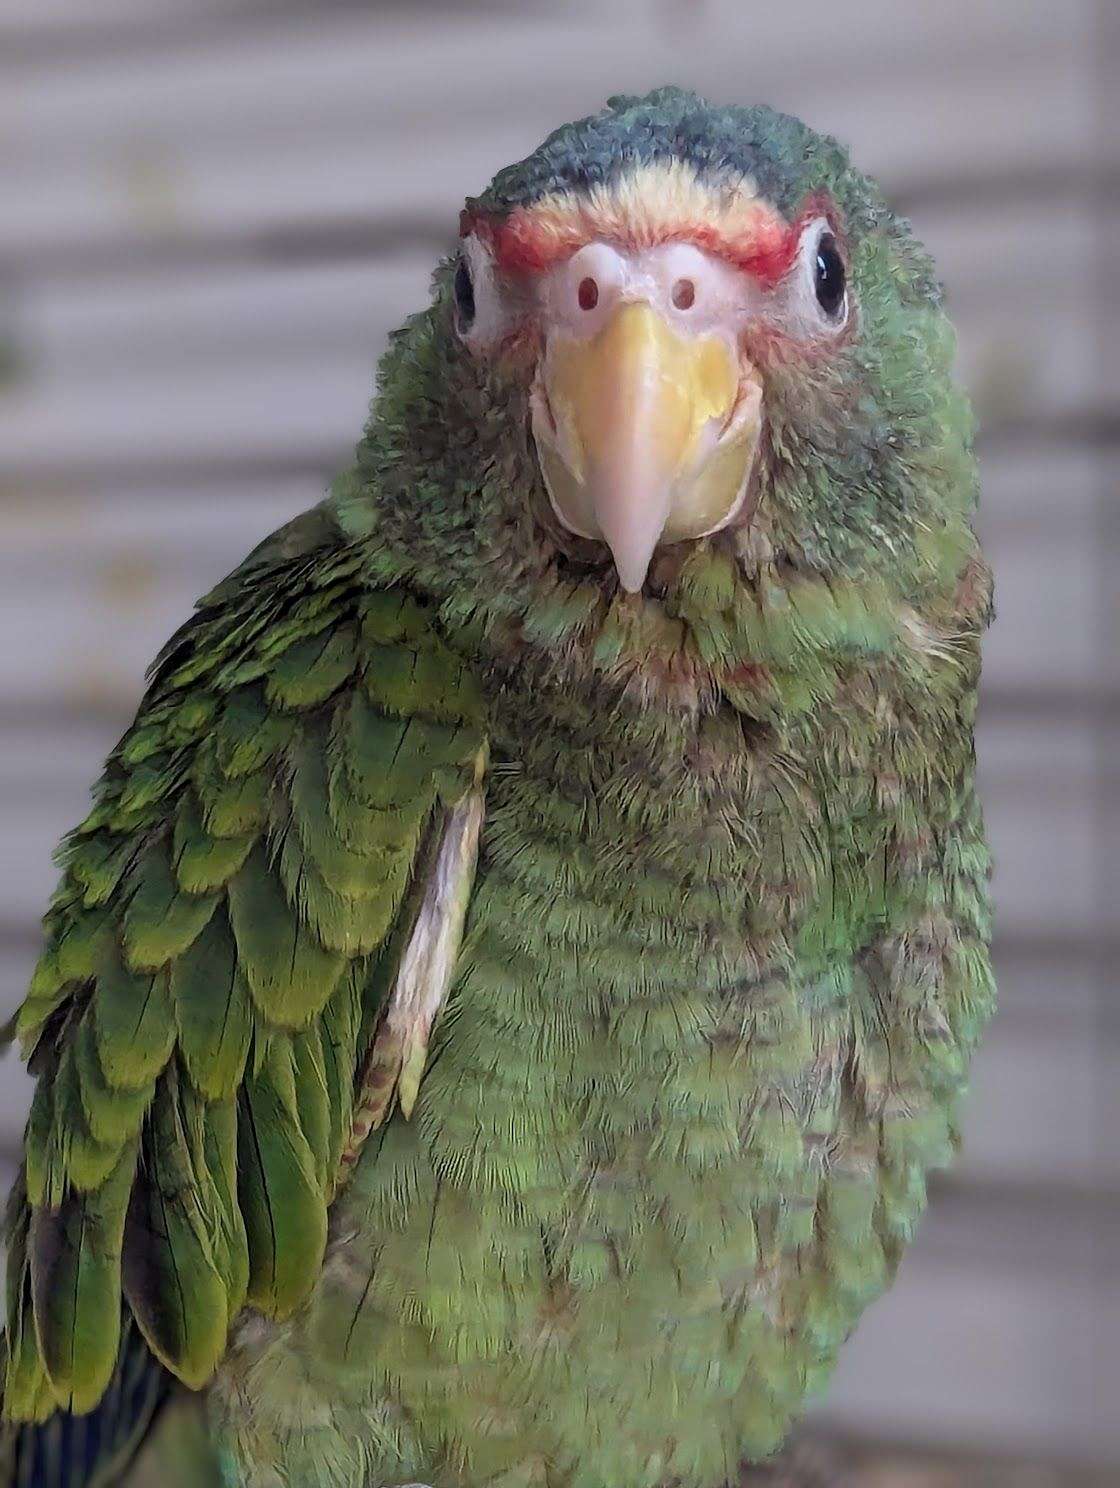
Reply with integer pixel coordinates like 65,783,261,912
341,787,484,1170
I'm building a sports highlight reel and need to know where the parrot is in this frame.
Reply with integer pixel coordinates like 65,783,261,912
1,87,993,1488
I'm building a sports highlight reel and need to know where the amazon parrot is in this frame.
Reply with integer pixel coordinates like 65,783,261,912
1,89,993,1488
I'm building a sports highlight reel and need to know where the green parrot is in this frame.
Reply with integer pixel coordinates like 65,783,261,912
2,88,993,1488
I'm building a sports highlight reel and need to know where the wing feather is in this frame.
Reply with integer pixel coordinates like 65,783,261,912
3,507,486,1428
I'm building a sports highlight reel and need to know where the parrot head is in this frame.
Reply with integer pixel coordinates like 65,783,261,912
456,134,841,596
343,89,986,698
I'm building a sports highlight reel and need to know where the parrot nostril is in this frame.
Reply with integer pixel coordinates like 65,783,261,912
578,277,599,311
671,278,696,310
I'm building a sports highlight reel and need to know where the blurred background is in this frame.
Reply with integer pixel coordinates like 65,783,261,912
0,2,1116,1483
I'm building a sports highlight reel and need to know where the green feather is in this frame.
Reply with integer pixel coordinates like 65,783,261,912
340,696,423,810
64,834,137,909
3,1174,54,1424
121,838,217,972
44,1041,122,1195
237,1042,328,1318
364,640,480,725
226,845,345,1028
53,906,115,988
171,792,254,895
213,685,294,778
292,1025,332,1192
288,723,413,895
29,1141,136,1414
318,968,365,1186
201,1097,250,1324
265,626,357,709
359,588,429,645
72,1007,154,1148
92,942,176,1090
121,1071,228,1388
276,833,408,958
195,762,272,839
170,909,253,1101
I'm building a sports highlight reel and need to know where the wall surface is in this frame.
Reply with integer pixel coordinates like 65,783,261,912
1,0,1116,1473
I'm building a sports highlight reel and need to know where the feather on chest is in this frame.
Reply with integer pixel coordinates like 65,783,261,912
214,677,989,1488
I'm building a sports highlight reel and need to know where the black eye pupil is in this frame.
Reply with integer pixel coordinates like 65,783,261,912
814,233,846,317
454,256,475,328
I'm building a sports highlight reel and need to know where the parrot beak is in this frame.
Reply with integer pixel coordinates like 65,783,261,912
531,301,763,592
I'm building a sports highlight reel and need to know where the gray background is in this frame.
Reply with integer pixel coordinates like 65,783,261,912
1,2,1116,1479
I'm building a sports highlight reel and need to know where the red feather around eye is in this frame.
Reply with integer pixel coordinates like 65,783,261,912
461,190,841,289
687,218,795,286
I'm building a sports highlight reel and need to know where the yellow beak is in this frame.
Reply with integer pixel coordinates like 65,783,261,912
532,301,762,591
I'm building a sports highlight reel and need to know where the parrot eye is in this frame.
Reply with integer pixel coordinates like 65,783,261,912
814,233,846,318
454,257,476,330
784,217,850,334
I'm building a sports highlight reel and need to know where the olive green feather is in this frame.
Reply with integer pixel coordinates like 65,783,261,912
292,1024,333,1193
225,846,346,1029
236,1043,327,1319
30,1142,135,1414
120,840,218,974
3,1177,53,1425
171,793,254,895
72,1010,154,1148
91,948,176,1092
169,911,253,1101
264,626,357,709
200,1097,250,1325
121,1073,228,1388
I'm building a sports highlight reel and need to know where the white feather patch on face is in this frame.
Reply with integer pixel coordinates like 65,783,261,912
536,239,765,346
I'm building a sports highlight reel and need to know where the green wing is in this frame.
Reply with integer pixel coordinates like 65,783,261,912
4,507,485,1422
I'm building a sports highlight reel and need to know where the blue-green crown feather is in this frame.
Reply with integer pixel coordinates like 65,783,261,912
471,88,937,296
